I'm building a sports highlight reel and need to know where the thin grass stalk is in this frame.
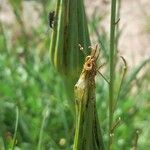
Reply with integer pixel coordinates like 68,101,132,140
0,137,5,150
114,0,121,68
120,58,150,98
109,0,117,149
10,107,19,150
113,56,127,112
115,0,121,51
37,106,50,150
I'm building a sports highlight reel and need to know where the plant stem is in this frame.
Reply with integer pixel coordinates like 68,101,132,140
109,0,117,149
37,106,50,150
116,0,121,50
11,107,19,150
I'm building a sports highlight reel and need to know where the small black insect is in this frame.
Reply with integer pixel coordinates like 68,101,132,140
48,11,55,28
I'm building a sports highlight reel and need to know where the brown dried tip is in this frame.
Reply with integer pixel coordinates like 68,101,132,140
84,45,99,71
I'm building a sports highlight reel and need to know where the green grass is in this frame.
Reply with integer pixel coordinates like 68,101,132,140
0,0,150,149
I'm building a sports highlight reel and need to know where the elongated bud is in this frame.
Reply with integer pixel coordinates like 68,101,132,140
49,0,90,81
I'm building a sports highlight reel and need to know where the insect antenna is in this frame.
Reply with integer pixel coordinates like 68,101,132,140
88,45,97,59
97,63,110,84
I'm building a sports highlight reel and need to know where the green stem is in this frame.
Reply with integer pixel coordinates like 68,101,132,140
115,0,121,50
109,0,117,149
114,0,121,67
11,107,19,150
37,106,50,150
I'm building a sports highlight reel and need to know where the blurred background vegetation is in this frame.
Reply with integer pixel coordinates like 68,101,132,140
0,0,150,149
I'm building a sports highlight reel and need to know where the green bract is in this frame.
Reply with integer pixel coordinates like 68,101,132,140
49,0,90,81
73,47,105,150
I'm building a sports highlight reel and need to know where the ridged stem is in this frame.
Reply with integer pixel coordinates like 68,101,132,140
109,0,117,149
